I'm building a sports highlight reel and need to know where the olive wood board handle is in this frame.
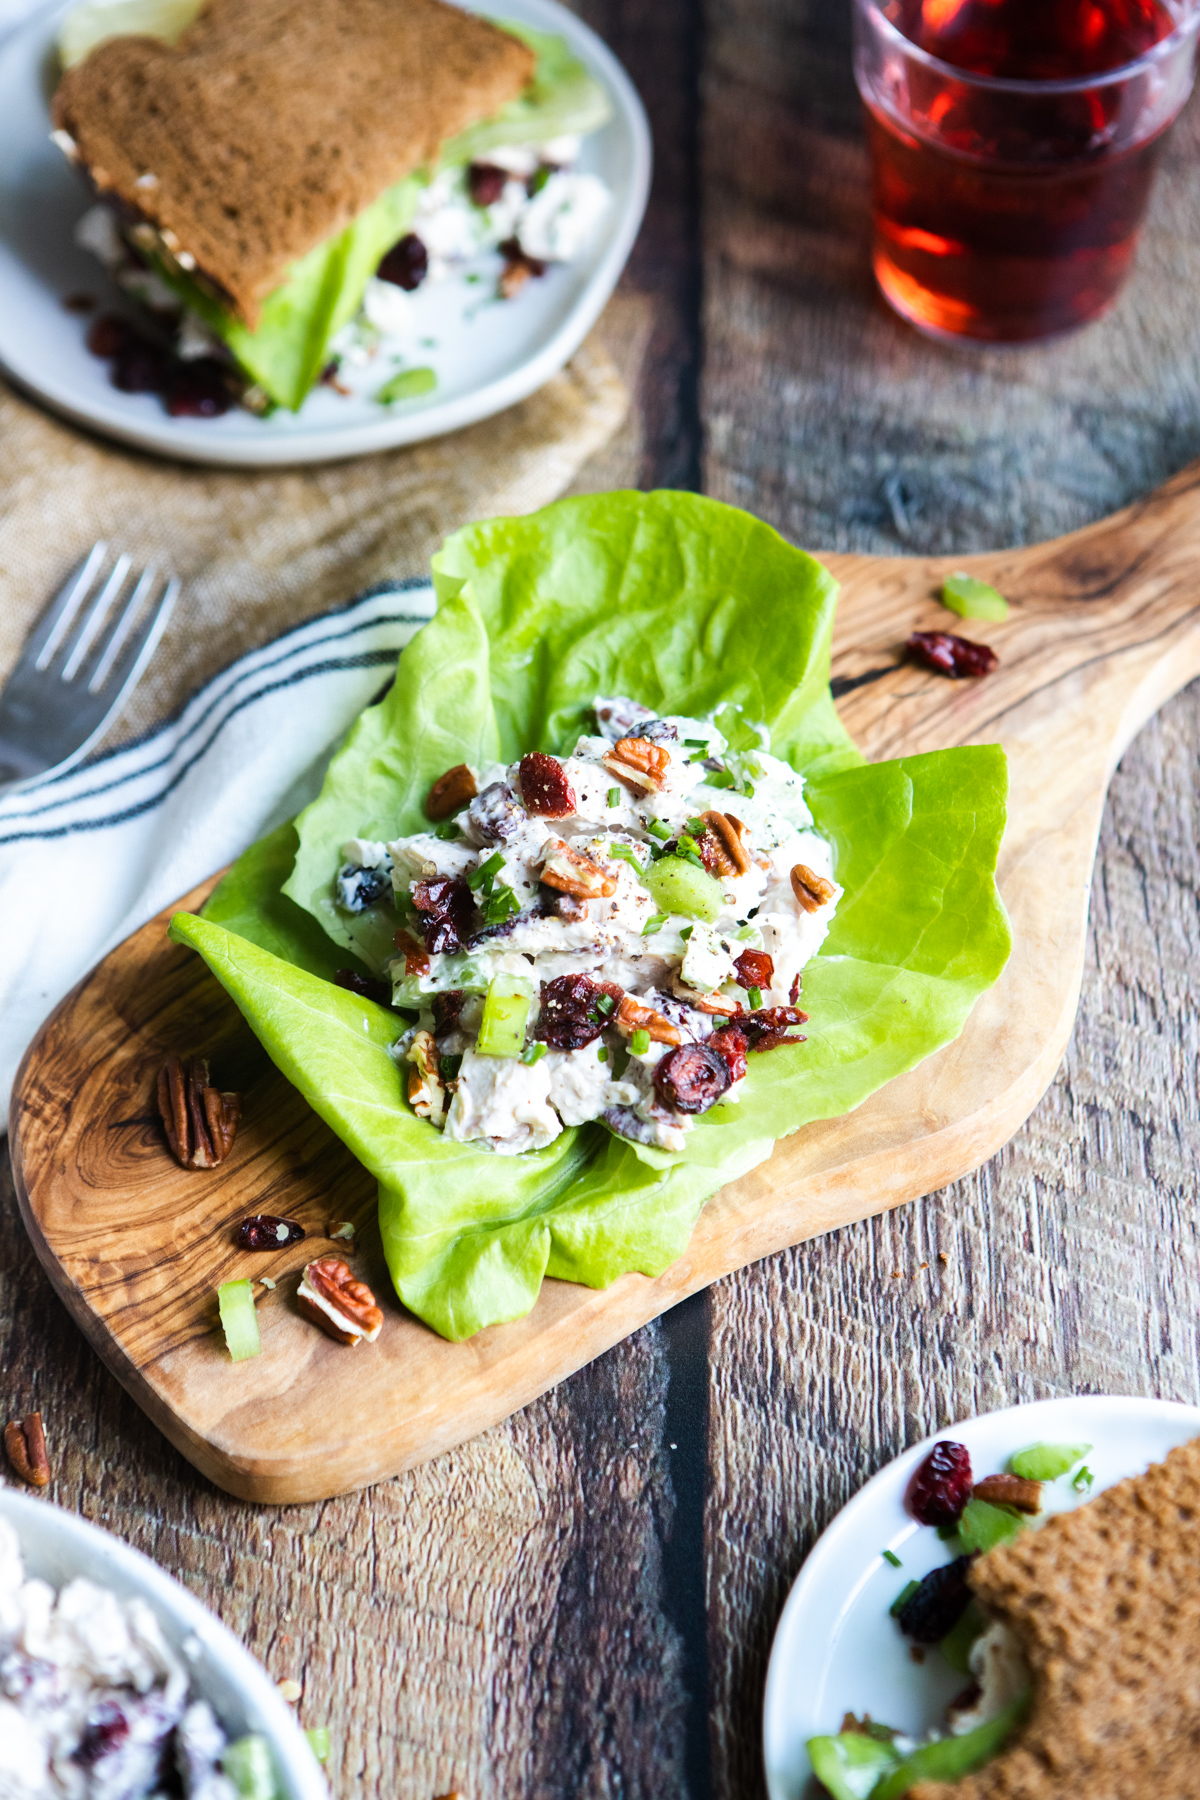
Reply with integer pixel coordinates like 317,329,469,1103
12,459,1200,1503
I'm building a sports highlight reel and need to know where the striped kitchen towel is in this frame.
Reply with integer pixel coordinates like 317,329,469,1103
0,583,434,1130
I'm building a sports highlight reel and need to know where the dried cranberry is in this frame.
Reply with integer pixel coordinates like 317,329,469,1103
377,233,428,291
734,947,774,991
86,313,133,358
75,1701,130,1765
707,1026,748,1083
166,357,233,417
536,973,623,1050
468,162,508,207
653,1043,732,1114
112,337,170,394
907,630,998,679
519,751,576,818
741,1004,809,1053
392,928,430,977
896,1555,975,1643
789,972,801,1005
432,990,465,1037
411,875,475,954
908,1440,974,1525
237,1214,306,1250
334,969,392,1005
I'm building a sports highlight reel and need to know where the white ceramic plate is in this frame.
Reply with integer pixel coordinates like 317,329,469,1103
0,0,649,466
0,1486,327,1797
762,1394,1200,1800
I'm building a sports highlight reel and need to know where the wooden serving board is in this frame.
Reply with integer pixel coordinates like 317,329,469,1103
12,463,1200,1504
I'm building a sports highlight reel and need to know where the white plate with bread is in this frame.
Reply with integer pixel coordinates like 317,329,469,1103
0,0,649,466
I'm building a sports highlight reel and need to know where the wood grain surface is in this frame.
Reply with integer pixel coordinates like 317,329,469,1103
14,455,1200,1507
5,0,1200,1793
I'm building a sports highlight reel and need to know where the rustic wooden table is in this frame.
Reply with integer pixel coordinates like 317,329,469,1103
6,2,1200,1795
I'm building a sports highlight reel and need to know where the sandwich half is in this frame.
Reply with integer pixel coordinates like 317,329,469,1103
52,0,613,415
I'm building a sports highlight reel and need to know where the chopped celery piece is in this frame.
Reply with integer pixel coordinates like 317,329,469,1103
956,1496,1026,1556
477,977,533,1057
806,1730,900,1800
217,1280,261,1363
643,856,724,923
306,1726,331,1762
939,1597,988,1674
221,1734,277,1800
376,367,437,405
1009,1440,1091,1481
647,819,672,840
869,1691,1030,1798
941,572,1009,622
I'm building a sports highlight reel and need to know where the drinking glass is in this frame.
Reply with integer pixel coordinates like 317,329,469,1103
852,0,1200,343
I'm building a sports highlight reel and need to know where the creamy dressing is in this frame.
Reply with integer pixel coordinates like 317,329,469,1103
340,698,840,1156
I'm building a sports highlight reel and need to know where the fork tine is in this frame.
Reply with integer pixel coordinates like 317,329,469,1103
60,553,133,683
33,542,108,672
97,574,180,704
88,565,159,694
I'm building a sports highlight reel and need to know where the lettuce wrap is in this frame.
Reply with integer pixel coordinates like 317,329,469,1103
170,491,1011,1340
135,22,612,410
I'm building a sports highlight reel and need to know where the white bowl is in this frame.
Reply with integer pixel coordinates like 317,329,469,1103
0,1486,328,1799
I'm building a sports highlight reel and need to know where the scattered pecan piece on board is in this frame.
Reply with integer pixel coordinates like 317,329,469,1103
791,863,836,914
973,1472,1043,1513
4,1411,50,1487
602,735,671,793
425,763,477,820
156,1056,241,1169
907,630,998,679
297,1257,384,1346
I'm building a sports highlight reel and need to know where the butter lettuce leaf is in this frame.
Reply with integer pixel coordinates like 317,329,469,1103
145,25,609,409
182,491,1010,1340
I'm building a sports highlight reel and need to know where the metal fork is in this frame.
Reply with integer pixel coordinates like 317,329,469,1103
0,544,180,789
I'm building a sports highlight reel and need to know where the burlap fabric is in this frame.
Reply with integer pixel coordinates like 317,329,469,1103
0,328,630,747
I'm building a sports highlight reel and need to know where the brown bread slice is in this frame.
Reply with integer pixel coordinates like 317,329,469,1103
912,1436,1200,1800
53,0,535,327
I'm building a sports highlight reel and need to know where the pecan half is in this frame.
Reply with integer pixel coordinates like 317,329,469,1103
602,735,671,793
519,751,576,818
156,1057,241,1169
699,811,751,877
973,1473,1043,1514
406,1029,447,1127
393,927,431,977
791,864,836,914
615,994,683,1045
690,989,742,1016
540,839,617,900
4,1412,50,1488
426,763,477,820
297,1257,383,1346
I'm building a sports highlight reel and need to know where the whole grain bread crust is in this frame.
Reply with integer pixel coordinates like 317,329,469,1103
53,0,535,327
912,1436,1200,1800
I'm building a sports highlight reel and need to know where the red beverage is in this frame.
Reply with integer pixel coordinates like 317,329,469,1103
853,0,1199,341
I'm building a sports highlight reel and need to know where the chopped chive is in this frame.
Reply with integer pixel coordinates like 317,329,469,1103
747,985,763,1009
679,849,704,868
375,365,436,405
520,1041,546,1066
742,780,755,798
683,737,709,748
679,925,693,940
595,992,616,1017
890,1579,920,1618
607,786,621,807
648,819,672,840
433,820,461,840
597,1046,609,1063
631,1028,650,1055
642,913,667,936
882,1549,902,1568
1072,1465,1095,1493
468,850,504,890
686,817,706,834
484,885,521,925
439,1053,462,1081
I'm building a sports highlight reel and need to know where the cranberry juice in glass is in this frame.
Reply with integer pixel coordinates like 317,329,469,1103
852,0,1200,342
